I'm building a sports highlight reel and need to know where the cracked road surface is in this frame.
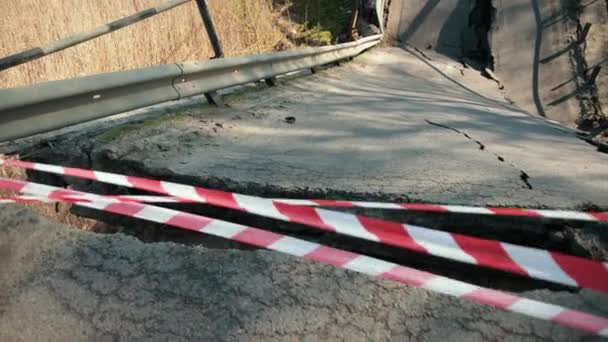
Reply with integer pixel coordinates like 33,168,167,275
1,206,607,341
55,47,608,208
424,119,533,190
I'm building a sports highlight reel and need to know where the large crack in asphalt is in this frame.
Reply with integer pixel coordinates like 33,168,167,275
425,119,533,189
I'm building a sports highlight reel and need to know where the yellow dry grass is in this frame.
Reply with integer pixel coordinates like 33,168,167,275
0,155,99,230
0,0,286,88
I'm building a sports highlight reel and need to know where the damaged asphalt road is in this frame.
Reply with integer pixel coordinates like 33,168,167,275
28,47,608,209
1,206,607,341
2,46,608,341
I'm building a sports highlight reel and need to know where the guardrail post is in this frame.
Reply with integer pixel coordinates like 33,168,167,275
349,0,361,40
264,77,277,87
578,23,592,44
586,65,601,86
194,0,225,106
194,0,224,58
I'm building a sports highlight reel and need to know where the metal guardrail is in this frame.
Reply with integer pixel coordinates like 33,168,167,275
0,0,385,143
376,0,386,32
0,35,381,142
0,0,192,72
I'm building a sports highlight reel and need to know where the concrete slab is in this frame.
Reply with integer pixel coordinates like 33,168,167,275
387,0,606,126
1,205,606,341
44,47,608,209
386,0,473,56
491,0,581,123
580,0,608,117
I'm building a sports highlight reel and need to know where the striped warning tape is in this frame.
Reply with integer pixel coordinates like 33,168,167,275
3,193,607,222
1,159,607,293
0,194,170,204
276,199,608,222
0,194,148,204
0,176,606,337
3,193,608,223
0,195,54,204
0,194,193,204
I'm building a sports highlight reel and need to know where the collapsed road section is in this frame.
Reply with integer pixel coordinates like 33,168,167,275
1,46,607,338
18,48,608,208
387,0,607,130
2,0,607,340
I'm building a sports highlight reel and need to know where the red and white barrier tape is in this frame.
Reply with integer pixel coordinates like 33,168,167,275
1,159,607,293
0,177,606,337
275,199,608,222
0,194,176,204
0,195,54,204
4,193,608,224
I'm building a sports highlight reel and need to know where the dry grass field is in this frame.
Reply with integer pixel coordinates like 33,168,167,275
0,0,286,88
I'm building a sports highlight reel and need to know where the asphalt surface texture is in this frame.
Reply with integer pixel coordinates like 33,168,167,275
1,205,607,341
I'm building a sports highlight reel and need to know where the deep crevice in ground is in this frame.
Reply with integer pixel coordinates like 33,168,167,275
11,144,607,294
69,202,582,294
465,0,497,71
